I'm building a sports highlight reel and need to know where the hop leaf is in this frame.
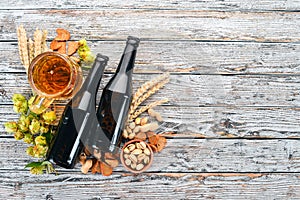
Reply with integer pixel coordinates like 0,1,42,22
30,165,45,175
25,161,56,175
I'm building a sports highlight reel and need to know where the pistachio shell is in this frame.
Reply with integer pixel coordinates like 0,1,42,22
136,163,144,171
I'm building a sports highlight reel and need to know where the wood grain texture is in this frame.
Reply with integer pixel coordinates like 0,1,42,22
0,0,299,199
0,171,299,200
1,105,300,138
1,10,299,42
1,41,299,74
1,0,300,10
1,73,299,107
0,138,299,172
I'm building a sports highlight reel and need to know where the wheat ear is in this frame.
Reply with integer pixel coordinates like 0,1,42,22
130,98,168,120
17,25,29,72
34,28,43,57
41,29,48,53
131,73,169,105
129,77,169,115
28,38,34,64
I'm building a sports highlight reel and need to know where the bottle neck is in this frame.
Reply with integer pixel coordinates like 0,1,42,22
82,54,108,93
116,36,140,75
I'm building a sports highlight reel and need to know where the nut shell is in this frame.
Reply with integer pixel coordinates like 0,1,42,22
120,139,153,173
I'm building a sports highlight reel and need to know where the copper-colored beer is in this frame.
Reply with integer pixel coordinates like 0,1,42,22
28,52,83,114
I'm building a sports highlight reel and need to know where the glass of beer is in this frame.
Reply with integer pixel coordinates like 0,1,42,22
28,52,83,114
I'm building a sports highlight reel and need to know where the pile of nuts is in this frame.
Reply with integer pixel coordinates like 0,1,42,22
121,140,153,173
120,108,167,173
79,148,119,176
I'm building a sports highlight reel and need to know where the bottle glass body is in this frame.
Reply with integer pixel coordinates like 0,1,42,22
47,54,108,168
95,36,140,153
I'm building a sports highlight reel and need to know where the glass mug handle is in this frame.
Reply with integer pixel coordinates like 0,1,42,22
29,95,54,114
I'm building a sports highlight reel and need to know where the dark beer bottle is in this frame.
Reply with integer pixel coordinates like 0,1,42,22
94,36,140,153
47,54,109,168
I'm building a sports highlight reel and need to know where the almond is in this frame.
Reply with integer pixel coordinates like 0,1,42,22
81,159,93,174
135,132,147,141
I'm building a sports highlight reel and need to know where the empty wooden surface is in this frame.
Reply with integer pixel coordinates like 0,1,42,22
0,0,299,199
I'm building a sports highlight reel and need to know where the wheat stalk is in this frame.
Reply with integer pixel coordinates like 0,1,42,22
131,73,169,105
129,77,169,115
17,25,29,72
34,28,43,57
28,38,34,64
130,98,169,120
41,29,48,53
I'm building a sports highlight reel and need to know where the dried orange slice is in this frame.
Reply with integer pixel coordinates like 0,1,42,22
57,42,66,54
148,134,158,145
149,143,158,153
100,162,113,176
67,41,79,56
156,136,167,152
50,40,63,50
91,160,101,174
55,28,71,41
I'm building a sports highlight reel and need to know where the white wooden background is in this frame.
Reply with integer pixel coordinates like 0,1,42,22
0,0,299,199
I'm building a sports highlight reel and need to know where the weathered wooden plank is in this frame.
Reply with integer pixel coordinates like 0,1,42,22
1,0,300,11
1,10,299,42
1,41,299,74
0,171,299,200
1,73,299,107
1,105,300,138
0,138,299,172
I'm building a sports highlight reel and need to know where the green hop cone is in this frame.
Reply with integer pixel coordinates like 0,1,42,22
26,146,34,157
39,126,49,134
28,96,35,106
42,111,56,124
12,94,28,114
35,136,47,146
33,145,48,158
14,131,24,140
23,133,34,144
18,115,31,132
78,39,95,66
4,121,18,133
12,94,26,103
29,119,40,134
